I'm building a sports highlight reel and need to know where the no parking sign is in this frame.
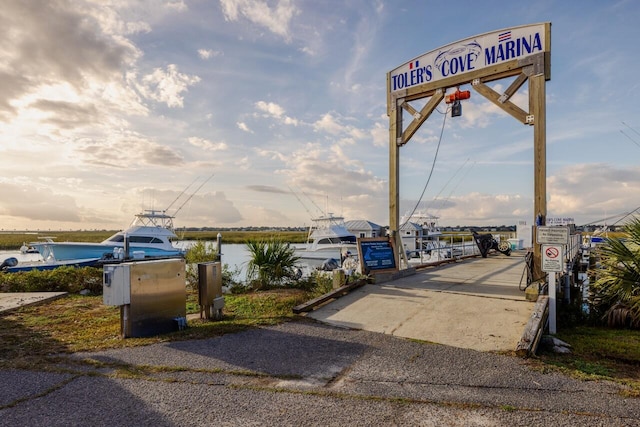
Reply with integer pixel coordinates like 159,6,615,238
542,244,564,272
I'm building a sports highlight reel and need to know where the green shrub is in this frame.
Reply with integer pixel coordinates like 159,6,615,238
245,238,301,290
183,241,240,291
590,216,640,328
0,267,103,294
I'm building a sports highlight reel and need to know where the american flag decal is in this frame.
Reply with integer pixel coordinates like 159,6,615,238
498,31,511,42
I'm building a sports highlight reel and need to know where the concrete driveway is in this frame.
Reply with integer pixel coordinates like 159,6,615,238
307,254,534,352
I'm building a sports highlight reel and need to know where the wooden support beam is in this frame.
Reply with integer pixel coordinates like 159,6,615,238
499,72,528,103
400,101,420,118
400,90,444,145
531,73,547,279
472,81,530,124
400,59,523,102
516,295,549,357
389,97,401,258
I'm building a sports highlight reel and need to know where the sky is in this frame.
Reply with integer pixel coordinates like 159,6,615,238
1,0,639,231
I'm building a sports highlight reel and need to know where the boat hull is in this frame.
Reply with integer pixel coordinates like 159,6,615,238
6,258,101,273
31,242,184,261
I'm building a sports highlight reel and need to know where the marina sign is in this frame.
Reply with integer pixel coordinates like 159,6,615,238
389,23,549,93
357,237,397,273
536,226,569,244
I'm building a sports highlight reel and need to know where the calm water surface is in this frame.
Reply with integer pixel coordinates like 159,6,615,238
1,242,301,284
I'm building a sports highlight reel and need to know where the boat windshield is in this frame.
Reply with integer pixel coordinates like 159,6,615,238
107,235,166,244
317,236,357,245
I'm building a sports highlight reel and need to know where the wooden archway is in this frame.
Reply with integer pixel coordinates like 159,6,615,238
387,23,551,276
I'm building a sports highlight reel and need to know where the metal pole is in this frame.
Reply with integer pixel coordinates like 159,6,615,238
549,272,556,334
216,233,222,262
564,263,571,304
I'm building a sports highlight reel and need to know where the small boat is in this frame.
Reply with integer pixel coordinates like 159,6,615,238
1,256,101,273
295,213,358,264
29,210,186,262
19,243,39,254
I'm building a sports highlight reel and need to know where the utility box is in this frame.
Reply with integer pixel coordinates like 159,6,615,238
103,258,186,338
103,264,131,306
198,261,225,320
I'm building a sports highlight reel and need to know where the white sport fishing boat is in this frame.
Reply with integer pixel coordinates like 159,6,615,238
295,213,358,266
30,210,186,262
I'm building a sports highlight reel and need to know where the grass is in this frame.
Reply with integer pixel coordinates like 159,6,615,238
534,326,640,395
0,289,311,369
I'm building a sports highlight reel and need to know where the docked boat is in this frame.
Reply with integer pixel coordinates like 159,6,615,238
295,214,358,265
400,211,454,262
1,256,101,273
29,210,186,262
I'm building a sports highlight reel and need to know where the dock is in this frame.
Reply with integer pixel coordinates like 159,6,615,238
306,252,537,353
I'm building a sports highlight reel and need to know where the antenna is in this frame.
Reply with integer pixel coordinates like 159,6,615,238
301,190,324,216
622,121,640,137
288,186,314,218
166,176,201,213
172,172,215,216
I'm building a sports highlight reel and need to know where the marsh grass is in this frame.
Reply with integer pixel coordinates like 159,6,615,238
0,230,307,250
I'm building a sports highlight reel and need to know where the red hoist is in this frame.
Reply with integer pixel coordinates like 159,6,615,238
445,88,471,117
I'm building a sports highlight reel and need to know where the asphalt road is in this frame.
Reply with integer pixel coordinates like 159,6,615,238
1,319,638,426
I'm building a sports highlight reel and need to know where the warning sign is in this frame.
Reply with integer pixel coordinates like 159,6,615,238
541,244,564,272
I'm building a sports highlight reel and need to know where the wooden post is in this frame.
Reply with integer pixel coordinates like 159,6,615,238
389,94,401,267
530,73,547,280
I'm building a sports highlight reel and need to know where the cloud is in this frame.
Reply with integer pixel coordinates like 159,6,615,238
237,122,253,133
0,182,82,223
255,101,298,125
76,133,185,168
278,142,387,223
125,21,152,35
0,2,136,90
31,99,101,129
188,137,228,151
428,192,530,226
247,185,289,194
198,49,222,59
220,0,298,40
136,64,201,108
548,163,640,223
166,1,188,12
313,112,367,145
370,121,387,147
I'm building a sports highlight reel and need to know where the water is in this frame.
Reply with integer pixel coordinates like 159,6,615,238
2,242,340,284
1,242,252,278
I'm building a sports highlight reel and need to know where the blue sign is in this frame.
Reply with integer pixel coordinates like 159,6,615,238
358,238,396,272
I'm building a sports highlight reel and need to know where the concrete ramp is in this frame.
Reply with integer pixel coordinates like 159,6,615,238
307,254,534,352
0,292,67,314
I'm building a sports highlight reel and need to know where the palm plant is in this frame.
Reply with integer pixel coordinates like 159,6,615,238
590,216,640,328
245,238,301,290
